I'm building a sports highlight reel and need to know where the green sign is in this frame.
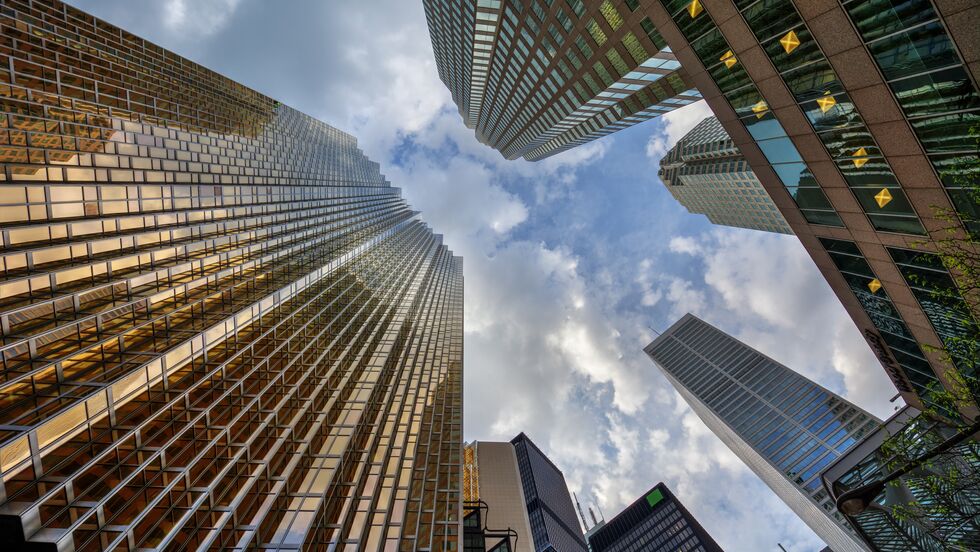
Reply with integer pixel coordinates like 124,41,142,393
645,488,664,508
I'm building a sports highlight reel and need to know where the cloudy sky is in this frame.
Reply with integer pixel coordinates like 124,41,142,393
69,1,903,549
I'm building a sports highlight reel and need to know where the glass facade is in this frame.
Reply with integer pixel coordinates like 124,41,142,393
659,115,793,234
842,0,980,237
645,314,879,552
586,483,722,552
0,1,464,550
423,0,701,160
651,0,978,416
511,433,588,552
659,0,844,227
888,248,979,380
820,239,944,402
823,408,980,551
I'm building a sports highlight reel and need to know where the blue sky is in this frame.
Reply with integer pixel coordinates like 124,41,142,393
68,1,903,550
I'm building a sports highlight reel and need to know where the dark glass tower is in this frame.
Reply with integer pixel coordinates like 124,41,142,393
587,483,723,552
643,0,979,417
645,314,880,552
511,433,589,552
0,1,463,550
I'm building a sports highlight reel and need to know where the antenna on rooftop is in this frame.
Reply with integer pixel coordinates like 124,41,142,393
648,325,661,337
593,494,606,522
574,492,590,531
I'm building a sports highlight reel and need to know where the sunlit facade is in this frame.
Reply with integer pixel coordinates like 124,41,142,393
422,0,701,160
0,1,463,550
645,314,880,552
648,0,979,416
659,115,793,234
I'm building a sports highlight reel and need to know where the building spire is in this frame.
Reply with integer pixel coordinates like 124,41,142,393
574,492,590,531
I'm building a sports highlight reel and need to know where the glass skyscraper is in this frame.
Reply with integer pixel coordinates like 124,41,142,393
587,483,723,552
659,115,792,234
644,0,979,418
422,0,701,160
645,314,880,552
0,1,463,550
511,433,589,552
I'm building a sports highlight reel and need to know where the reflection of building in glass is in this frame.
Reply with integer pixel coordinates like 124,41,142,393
422,0,701,160
822,407,980,551
511,433,589,552
0,1,463,550
645,314,879,552
659,116,792,234
650,0,979,417
587,482,722,552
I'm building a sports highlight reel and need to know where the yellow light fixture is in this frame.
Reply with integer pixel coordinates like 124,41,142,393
688,0,703,18
780,30,801,54
853,147,869,168
720,50,737,69
752,100,768,119
868,278,882,294
874,188,893,208
816,94,837,113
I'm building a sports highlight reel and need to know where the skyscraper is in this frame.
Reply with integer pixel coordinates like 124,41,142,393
586,483,723,552
659,115,792,234
644,314,881,552
464,441,536,552
511,433,589,552
642,0,979,417
0,1,463,551
422,0,702,160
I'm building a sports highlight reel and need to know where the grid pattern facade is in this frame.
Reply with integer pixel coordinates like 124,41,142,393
644,314,879,552
510,434,587,552
587,483,722,552
644,0,979,417
422,0,702,161
0,1,463,551
659,116,792,234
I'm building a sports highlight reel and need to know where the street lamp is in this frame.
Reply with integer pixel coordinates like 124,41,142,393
834,418,980,516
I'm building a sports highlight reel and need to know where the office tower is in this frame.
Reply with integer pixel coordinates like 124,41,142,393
422,0,702,160
464,441,535,552
645,314,881,552
659,115,792,234
822,406,980,551
511,433,589,552
586,483,723,552
0,1,463,550
642,0,980,417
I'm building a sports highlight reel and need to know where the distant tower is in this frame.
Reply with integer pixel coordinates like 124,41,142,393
587,483,722,552
658,116,793,235
645,314,879,551
511,433,589,552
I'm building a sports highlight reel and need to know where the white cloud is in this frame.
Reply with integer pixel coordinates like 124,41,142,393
163,0,240,36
